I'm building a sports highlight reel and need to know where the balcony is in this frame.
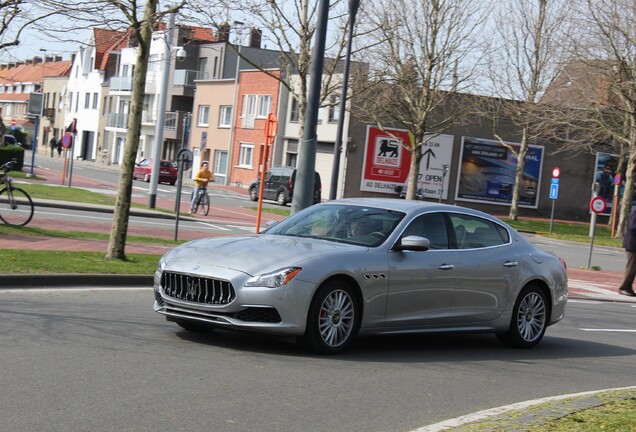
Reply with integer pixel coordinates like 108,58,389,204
110,76,133,92
43,108,55,120
163,111,187,140
106,112,129,129
171,70,208,98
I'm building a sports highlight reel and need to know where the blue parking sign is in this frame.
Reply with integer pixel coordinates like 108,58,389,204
549,183,559,200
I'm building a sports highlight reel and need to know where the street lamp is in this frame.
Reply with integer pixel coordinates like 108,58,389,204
148,10,185,208
329,0,360,200
438,164,449,203
224,21,244,186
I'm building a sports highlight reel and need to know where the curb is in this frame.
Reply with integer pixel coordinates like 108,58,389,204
0,274,154,288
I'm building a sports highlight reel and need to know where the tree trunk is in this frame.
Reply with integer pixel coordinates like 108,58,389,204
508,125,529,221
105,0,157,260
616,116,636,238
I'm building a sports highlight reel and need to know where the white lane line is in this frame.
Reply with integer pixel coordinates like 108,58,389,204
1,287,152,293
581,328,636,333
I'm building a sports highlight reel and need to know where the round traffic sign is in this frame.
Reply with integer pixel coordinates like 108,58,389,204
552,167,560,178
11,119,17,126
62,132,73,148
176,148,193,171
614,173,621,185
590,196,607,214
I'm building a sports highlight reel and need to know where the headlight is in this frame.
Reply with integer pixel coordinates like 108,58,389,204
154,257,167,287
244,267,302,288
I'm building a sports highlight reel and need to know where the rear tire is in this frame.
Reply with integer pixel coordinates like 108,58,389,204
301,280,360,354
144,173,150,182
277,191,288,206
496,284,548,348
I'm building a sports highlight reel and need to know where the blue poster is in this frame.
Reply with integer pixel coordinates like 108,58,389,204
456,137,544,208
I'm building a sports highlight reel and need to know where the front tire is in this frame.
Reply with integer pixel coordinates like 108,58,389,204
249,187,258,201
302,280,360,354
497,285,548,348
0,186,34,226
199,193,210,216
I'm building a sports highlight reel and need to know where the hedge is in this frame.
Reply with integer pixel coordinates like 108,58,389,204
0,145,25,170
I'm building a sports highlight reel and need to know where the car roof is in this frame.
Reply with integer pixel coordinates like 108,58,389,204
324,198,503,223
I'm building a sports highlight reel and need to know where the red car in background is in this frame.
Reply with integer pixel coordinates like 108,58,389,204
133,159,178,185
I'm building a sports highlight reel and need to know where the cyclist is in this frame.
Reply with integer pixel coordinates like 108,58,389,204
190,161,214,214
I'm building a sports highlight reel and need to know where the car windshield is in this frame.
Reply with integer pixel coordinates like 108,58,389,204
263,204,405,247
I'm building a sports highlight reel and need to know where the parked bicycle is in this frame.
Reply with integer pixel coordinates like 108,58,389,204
191,186,210,216
0,159,35,226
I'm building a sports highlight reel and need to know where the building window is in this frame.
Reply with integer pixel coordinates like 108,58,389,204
92,92,98,109
328,94,339,123
219,105,232,128
75,92,79,112
290,96,299,122
84,93,90,109
198,105,210,126
257,95,271,118
242,95,257,118
238,143,254,167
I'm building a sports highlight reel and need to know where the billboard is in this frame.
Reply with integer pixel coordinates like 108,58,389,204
455,137,544,208
360,125,454,198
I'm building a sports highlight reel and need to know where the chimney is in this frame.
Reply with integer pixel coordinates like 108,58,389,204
0,64,7,70
249,28,262,49
45,56,54,62
26,59,33,65
217,23,230,42
32,56,43,65
54,56,62,62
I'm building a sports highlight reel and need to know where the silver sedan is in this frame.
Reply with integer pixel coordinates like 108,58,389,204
153,198,568,354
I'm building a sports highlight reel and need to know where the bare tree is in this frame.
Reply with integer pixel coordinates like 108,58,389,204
189,0,351,142
486,0,572,220
356,0,489,200
0,0,66,51
31,0,186,260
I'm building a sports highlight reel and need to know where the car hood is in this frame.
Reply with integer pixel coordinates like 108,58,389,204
163,235,365,276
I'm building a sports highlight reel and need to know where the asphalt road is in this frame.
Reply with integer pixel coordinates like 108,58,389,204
1,287,634,432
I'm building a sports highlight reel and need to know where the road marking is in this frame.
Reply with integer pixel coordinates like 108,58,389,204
580,328,636,333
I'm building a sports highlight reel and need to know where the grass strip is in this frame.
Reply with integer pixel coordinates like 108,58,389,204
0,250,159,274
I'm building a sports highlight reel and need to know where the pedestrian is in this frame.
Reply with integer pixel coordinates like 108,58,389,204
49,137,57,157
56,139,63,157
619,207,636,297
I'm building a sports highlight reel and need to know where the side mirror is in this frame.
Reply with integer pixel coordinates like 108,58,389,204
394,235,430,252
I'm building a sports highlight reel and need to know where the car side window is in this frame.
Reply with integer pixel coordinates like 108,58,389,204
401,212,449,249
264,169,273,181
449,214,508,249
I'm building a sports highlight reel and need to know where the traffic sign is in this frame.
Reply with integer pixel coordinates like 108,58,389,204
549,183,559,200
590,196,607,214
614,173,621,185
176,148,193,171
10,119,17,126
62,132,73,148
552,167,560,178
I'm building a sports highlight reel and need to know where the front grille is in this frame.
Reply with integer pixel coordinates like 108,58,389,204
161,272,236,305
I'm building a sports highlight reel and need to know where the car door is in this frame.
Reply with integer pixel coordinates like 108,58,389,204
448,213,519,323
386,212,457,327
262,168,277,200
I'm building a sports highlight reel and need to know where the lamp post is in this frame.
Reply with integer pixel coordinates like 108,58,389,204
148,10,185,208
225,21,244,186
438,164,449,203
329,0,360,200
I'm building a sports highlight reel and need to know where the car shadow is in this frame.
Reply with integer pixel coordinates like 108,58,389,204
173,329,635,362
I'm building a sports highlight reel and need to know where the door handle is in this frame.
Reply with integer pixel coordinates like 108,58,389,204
438,264,455,270
503,261,518,267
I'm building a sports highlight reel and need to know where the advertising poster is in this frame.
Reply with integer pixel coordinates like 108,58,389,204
360,125,454,198
593,152,619,215
456,137,544,208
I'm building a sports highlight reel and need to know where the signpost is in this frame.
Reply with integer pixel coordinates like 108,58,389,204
588,196,607,269
255,113,277,233
549,167,560,234
174,148,194,240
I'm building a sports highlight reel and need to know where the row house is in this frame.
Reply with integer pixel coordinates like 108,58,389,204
0,56,72,145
